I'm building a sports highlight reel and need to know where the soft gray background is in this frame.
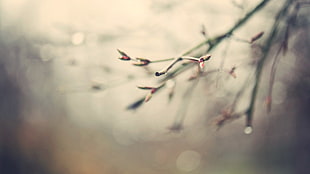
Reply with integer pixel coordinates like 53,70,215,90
1,0,308,173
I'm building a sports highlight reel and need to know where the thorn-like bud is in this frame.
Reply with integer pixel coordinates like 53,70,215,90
198,55,211,70
229,66,237,78
117,49,131,61
117,49,127,56
144,92,153,102
200,54,211,61
250,31,264,43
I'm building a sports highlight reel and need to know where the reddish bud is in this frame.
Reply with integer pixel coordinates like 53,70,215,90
230,72,237,78
144,92,153,102
117,49,131,61
199,58,205,69
200,55,211,61
198,55,211,70
132,58,151,66
150,88,157,94
199,61,205,69
265,96,272,113
229,67,237,78
250,31,264,43
119,56,131,61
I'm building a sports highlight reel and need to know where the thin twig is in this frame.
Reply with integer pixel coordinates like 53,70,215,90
150,58,175,63
125,0,275,119
156,0,272,79
181,0,271,57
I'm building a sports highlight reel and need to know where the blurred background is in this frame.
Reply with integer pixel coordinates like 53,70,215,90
0,0,309,173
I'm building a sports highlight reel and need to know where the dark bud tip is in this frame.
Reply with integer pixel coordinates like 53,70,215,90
155,72,161,76
155,72,165,76
200,55,211,61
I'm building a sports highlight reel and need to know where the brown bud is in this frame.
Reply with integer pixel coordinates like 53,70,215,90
200,55,211,61
250,31,264,43
117,49,131,61
229,67,237,78
199,61,205,69
265,96,272,113
132,58,151,66
150,88,157,94
144,92,153,102
119,56,131,61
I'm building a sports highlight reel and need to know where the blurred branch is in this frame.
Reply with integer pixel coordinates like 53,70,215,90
119,0,298,133
169,77,200,132
182,0,271,56
154,0,271,83
245,0,295,128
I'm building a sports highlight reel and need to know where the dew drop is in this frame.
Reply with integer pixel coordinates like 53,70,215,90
244,126,253,135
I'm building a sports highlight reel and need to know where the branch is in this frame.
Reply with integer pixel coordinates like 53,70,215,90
154,0,272,80
125,0,273,111
181,0,271,57
245,0,295,128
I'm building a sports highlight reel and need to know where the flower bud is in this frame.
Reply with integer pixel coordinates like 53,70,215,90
250,31,264,43
132,58,151,66
117,49,131,61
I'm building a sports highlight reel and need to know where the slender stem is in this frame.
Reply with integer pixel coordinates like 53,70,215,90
159,0,272,79
150,57,175,63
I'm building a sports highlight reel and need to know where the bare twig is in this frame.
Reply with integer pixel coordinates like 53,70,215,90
121,0,293,133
